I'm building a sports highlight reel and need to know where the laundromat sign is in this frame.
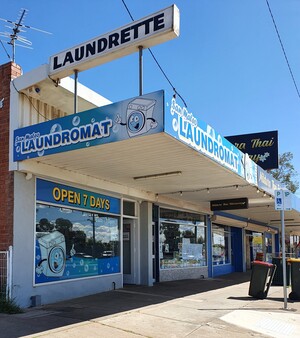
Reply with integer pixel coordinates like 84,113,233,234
13,90,164,161
164,97,245,177
36,178,120,214
49,5,180,79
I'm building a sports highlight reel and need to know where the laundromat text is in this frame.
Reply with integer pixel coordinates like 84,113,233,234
52,187,110,211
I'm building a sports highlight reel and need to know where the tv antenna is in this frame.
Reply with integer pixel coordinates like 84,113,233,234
0,8,52,62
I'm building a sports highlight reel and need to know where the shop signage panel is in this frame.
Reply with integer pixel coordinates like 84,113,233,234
14,90,164,161
49,5,180,79
244,153,258,185
210,198,249,211
257,167,281,196
225,130,278,170
164,96,245,177
36,178,121,214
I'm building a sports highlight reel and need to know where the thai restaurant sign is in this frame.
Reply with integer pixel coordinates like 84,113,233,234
49,5,180,79
225,130,278,170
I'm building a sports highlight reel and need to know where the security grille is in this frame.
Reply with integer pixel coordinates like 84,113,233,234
0,247,12,299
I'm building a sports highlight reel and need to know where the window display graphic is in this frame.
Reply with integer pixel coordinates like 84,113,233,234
35,202,120,284
115,98,158,137
36,231,66,277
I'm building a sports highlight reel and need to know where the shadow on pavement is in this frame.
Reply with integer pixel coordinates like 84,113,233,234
1,271,252,338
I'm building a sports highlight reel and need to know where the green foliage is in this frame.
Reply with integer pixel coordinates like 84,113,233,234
270,152,299,193
0,293,23,314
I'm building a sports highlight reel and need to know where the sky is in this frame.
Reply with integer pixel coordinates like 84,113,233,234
1,0,300,194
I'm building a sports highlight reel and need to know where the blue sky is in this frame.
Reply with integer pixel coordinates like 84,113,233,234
1,0,300,193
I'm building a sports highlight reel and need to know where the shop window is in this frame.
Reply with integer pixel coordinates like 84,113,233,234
35,203,120,284
123,200,136,217
212,224,231,265
159,208,206,269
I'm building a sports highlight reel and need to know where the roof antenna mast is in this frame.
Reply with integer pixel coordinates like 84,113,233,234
0,8,51,62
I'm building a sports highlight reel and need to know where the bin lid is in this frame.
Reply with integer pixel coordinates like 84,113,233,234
287,258,300,262
252,260,274,267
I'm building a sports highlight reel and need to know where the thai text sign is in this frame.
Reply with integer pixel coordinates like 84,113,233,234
225,130,278,170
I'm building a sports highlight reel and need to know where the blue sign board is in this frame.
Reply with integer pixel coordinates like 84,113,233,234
15,90,247,179
164,96,245,177
36,178,121,214
14,90,164,161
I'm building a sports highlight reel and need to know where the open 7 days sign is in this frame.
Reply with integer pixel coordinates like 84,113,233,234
49,5,180,79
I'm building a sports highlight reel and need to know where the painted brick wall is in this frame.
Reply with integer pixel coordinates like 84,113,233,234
0,62,22,250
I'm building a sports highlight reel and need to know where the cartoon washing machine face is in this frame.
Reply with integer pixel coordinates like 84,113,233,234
126,98,157,137
37,231,66,277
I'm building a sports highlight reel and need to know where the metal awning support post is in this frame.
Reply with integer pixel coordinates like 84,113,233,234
281,208,288,310
139,46,143,96
74,69,78,114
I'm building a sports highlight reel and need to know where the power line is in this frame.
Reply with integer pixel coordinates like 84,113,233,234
265,0,300,100
0,39,11,60
121,0,188,107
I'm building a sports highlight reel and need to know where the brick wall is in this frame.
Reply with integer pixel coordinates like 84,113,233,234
0,62,22,250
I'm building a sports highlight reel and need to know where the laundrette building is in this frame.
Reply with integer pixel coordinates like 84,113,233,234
1,6,300,308
0,59,298,308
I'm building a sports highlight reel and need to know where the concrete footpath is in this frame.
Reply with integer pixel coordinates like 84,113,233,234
1,272,300,338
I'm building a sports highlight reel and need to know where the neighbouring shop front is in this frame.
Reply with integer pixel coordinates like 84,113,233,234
211,223,243,277
157,207,208,282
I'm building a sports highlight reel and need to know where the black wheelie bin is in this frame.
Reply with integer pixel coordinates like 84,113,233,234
288,258,300,300
271,257,290,286
248,261,277,299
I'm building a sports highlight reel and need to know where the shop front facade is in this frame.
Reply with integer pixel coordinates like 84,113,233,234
3,59,300,308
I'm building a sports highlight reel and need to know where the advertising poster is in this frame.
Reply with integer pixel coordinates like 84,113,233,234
35,179,121,284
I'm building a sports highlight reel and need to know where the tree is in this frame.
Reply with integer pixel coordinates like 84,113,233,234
270,152,299,193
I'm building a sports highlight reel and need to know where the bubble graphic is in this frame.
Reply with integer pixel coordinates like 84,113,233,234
107,263,110,269
112,125,119,133
80,259,84,266
72,116,80,126
50,124,62,134
91,118,95,123
86,142,90,147
16,146,20,153
84,265,89,272
37,150,45,157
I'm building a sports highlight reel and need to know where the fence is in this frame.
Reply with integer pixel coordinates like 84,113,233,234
0,246,12,299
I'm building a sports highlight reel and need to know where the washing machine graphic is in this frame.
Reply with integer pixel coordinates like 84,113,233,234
37,231,66,277
126,98,157,137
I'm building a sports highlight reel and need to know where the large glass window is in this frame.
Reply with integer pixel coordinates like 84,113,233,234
212,224,230,265
159,208,206,269
35,204,120,284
